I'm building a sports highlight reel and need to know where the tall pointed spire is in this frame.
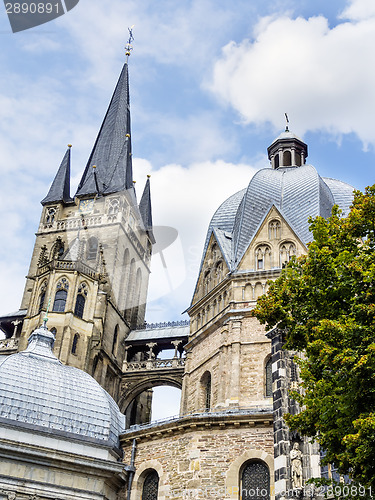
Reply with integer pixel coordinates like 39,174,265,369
75,58,134,197
139,176,155,243
41,146,72,205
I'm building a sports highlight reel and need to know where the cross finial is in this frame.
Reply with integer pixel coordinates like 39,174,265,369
285,113,289,132
125,25,135,60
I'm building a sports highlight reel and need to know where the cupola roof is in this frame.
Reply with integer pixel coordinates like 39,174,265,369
0,325,125,449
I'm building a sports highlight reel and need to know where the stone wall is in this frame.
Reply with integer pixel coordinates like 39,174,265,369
122,414,274,500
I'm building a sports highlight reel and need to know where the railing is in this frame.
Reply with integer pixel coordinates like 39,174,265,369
135,320,190,331
0,337,19,352
37,260,97,278
126,406,273,433
123,357,185,372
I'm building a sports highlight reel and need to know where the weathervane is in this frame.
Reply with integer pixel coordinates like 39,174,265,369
285,112,290,132
125,25,135,59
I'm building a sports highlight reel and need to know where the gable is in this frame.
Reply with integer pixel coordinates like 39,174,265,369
237,205,307,272
191,232,230,306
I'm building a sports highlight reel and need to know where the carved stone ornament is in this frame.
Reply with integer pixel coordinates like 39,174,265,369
290,442,303,489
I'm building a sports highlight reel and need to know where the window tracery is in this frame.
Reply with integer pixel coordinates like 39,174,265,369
45,207,56,225
255,245,271,270
108,197,120,215
280,242,296,267
53,278,69,312
268,220,281,240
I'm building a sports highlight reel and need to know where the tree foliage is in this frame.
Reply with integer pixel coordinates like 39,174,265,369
252,185,375,487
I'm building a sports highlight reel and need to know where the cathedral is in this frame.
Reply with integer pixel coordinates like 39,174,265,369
0,48,354,500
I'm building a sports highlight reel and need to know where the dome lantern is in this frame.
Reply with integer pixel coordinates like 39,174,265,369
267,130,308,169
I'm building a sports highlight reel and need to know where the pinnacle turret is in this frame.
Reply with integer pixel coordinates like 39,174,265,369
41,146,72,205
139,176,155,243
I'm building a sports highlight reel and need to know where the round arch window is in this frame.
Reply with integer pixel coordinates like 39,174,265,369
240,460,270,499
142,469,159,500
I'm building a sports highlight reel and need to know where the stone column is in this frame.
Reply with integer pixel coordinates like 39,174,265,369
122,345,132,371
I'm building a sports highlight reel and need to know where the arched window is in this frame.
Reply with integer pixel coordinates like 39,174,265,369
280,242,296,267
38,281,47,313
87,237,98,261
45,207,56,225
255,245,271,270
216,261,223,284
203,270,211,294
74,283,88,318
268,220,281,240
241,460,270,500
201,371,212,411
51,238,64,260
265,357,272,397
52,278,69,312
71,333,79,354
142,470,159,500
108,197,120,215
112,325,119,355
283,150,291,166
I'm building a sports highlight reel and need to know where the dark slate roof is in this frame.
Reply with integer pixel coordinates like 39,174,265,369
75,62,134,197
126,324,189,343
0,326,125,447
139,177,155,243
41,147,72,205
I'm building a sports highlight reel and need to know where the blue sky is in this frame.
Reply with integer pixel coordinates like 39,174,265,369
0,0,374,326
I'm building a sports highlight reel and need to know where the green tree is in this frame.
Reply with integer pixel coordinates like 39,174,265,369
252,185,375,488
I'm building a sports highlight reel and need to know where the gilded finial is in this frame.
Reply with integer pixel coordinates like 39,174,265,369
92,164,97,169
126,133,130,138
68,144,72,148
133,180,136,184
285,113,290,132
125,25,135,58
147,175,151,178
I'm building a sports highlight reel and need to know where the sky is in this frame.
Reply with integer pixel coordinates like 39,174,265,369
0,0,374,327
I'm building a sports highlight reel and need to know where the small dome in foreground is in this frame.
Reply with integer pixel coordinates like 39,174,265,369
0,325,125,449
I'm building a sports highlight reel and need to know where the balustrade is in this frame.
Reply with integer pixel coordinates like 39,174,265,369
0,337,19,352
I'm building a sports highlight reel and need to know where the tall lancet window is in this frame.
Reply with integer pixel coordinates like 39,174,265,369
74,282,87,318
38,281,47,314
201,371,212,411
53,278,69,312
142,470,159,500
241,461,270,500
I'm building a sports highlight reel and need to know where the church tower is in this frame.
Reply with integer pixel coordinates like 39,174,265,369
10,52,154,403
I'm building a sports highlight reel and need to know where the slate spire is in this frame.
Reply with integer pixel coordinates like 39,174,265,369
41,146,72,205
139,176,155,243
75,60,134,197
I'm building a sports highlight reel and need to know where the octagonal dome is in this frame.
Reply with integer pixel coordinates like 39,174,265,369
200,132,354,273
0,326,125,449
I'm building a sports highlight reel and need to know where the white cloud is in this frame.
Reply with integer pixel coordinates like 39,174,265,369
209,7,375,148
133,157,257,321
340,0,375,21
